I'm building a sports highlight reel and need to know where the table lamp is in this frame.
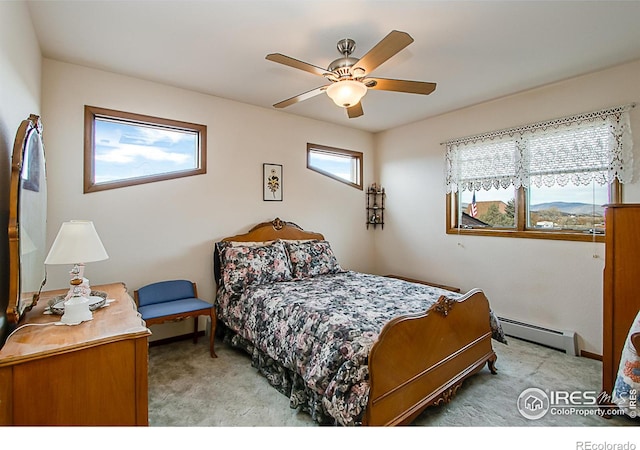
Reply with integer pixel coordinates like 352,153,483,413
44,220,109,325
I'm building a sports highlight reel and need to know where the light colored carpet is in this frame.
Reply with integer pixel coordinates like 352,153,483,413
147,336,637,428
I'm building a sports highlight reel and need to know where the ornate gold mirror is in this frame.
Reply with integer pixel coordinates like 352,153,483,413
8,114,48,323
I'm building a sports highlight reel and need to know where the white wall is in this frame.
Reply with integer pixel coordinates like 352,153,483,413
41,59,375,340
374,59,640,355
24,25,640,353
0,1,41,341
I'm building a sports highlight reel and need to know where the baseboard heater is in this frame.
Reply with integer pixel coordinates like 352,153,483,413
498,317,578,356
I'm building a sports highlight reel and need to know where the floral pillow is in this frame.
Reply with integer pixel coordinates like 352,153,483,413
285,240,343,279
215,240,273,282
221,240,293,293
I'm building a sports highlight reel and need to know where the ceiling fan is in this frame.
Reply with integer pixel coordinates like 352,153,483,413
266,30,436,118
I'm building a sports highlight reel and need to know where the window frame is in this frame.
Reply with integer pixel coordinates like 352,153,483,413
84,105,207,193
445,181,621,242
306,143,363,190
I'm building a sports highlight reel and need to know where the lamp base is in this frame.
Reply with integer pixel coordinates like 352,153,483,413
65,276,92,300
60,295,93,325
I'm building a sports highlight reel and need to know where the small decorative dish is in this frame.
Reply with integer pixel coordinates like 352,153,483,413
47,290,108,315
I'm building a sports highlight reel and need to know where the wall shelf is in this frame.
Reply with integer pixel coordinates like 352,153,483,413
366,184,385,229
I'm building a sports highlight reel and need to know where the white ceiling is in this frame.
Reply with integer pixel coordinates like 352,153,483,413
26,0,640,133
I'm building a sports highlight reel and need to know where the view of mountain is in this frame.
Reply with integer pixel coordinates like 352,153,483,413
530,202,605,215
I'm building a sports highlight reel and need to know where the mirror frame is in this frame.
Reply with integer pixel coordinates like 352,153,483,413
8,114,47,324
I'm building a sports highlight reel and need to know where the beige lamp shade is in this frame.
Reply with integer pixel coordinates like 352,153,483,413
45,220,109,265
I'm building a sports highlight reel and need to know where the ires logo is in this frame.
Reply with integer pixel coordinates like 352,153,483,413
517,388,631,420
517,388,550,420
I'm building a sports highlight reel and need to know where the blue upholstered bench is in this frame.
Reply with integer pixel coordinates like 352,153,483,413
134,279,217,358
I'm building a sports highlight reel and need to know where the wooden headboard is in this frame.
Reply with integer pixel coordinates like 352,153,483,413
213,218,324,284
222,217,324,242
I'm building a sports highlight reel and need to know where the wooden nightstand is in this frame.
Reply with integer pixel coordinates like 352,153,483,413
0,282,151,426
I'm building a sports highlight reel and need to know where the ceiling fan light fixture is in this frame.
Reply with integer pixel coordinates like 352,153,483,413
326,80,367,108
267,31,435,118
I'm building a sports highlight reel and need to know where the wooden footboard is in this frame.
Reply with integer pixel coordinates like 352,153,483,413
364,288,497,426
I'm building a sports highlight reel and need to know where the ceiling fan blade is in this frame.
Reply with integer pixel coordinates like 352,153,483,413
366,77,437,95
266,53,329,77
273,85,328,109
353,30,414,76
347,102,363,118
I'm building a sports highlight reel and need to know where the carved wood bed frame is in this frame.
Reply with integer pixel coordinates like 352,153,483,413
215,218,498,426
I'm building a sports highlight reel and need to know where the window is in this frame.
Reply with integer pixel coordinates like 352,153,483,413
527,182,609,233
84,106,206,193
307,143,363,190
445,104,634,241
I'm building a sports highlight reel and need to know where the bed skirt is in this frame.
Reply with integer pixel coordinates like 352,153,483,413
219,322,349,425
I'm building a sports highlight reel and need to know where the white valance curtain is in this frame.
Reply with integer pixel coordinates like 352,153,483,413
445,104,635,193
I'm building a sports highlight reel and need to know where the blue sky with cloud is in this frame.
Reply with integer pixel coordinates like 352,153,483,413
94,119,198,183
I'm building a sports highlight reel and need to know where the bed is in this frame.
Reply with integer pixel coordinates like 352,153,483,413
213,218,505,426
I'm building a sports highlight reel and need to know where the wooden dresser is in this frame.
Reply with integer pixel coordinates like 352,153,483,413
0,282,151,425
603,204,640,398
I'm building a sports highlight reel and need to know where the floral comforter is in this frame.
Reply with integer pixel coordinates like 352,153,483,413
216,271,505,426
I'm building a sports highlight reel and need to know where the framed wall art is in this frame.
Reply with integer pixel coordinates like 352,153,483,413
263,163,282,201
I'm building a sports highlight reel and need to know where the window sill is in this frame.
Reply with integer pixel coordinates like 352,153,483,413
446,227,605,243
